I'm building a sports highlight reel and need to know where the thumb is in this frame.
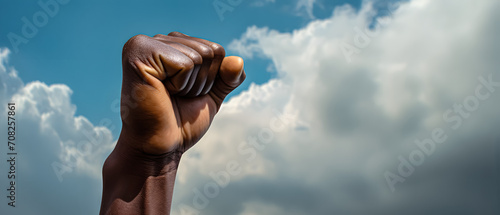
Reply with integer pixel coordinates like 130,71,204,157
209,56,246,108
220,56,245,86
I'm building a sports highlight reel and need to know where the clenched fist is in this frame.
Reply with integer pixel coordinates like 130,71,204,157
100,32,246,215
121,32,245,155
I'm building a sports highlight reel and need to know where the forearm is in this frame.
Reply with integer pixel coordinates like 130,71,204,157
100,133,182,215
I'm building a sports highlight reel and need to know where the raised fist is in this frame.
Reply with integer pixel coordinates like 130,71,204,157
120,32,246,155
100,32,246,215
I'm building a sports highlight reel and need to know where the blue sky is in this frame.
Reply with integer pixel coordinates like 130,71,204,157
1,0,499,215
1,0,368,138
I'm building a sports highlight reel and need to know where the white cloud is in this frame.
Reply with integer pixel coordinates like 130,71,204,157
172,0,500,214
0,48,115,214
12,81,115,178
0,49,23,104
296,0,317,19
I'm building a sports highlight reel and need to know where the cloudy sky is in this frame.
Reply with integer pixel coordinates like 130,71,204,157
1,0,499,214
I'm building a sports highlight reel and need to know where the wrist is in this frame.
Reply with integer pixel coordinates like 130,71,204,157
100,132,182,215
105,132,182,177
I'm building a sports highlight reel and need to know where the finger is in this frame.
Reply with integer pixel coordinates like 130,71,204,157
168,32,225,95
167,64,201,95
151,38,204,94
209,56,246,109
154,34,214,59
185,58,211,97
152,38,203,64
122,35,194,85
155,34,215,96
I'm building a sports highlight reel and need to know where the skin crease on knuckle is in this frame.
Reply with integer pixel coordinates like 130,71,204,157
150,34,221,96
170,31,226,58
155,34,214,60
167,39,215,96
170,35,227,95
153,36,203,64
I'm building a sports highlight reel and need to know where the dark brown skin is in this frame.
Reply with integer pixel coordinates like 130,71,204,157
99,32,246,215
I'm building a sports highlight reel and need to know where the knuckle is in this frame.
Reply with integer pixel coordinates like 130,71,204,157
198,44,214,59
153,34,166,38
210,43,226,57
123,34,149,50
122,35,150,68
180,58,195,73
168,31,182,37
127,34,149,44
189,52,203,65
